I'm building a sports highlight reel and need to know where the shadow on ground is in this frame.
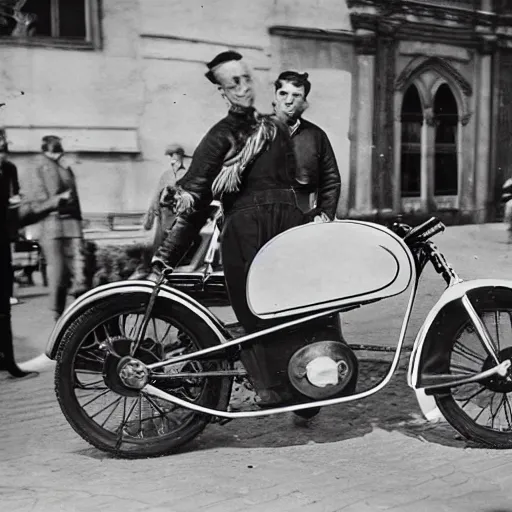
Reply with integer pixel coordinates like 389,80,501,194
182,353,472,455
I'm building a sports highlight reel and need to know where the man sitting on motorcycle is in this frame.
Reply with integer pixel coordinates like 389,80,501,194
150,51,339,415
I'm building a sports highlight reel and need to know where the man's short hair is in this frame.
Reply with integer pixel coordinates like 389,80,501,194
205,50,243,85
165,143,185,157
274,71,311,98
41,135,63,153
0,128,8,152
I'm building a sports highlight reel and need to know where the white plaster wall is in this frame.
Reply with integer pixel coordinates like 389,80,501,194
270,0,353,31
2,0,355,215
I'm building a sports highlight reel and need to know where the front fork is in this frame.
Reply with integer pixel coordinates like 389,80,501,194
414,242,509,394
129,268,174,356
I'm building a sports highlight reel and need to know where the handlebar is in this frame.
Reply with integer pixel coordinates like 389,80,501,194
392,216,446,244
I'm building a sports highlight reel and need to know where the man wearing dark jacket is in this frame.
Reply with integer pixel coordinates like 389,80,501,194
272,71,349,378
0,133,65,378
272,71,341,221
151,51,325,410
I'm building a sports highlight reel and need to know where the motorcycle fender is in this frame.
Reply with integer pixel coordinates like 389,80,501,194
407,279,512,420
45,280,230,360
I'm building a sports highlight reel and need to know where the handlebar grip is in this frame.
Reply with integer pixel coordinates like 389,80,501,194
403,217,445,243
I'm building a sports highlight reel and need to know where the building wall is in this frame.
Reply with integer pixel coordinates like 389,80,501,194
0,0,143,214
1,0,355,219
137,0,354,215
4,0,504,224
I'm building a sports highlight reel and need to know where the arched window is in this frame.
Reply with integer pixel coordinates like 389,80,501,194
400,85,423,198
434,84,458,196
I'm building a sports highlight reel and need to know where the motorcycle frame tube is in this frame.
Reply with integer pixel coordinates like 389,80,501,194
45,280,231,359
141,277,419,418
408,279,512,421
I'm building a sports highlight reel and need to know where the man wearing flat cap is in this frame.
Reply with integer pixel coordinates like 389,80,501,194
150,50,319,411
142,143,187,251
22,135,87,321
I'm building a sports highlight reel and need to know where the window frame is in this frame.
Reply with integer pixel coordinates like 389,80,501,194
0,0,102,50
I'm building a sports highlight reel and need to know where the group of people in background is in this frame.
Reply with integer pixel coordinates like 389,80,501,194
0,130,86,379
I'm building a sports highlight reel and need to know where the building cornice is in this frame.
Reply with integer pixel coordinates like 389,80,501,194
348,0,512,49
268,26,354,44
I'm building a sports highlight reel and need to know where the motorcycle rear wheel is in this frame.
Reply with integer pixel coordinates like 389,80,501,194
434,290,512,448
55,293,226,458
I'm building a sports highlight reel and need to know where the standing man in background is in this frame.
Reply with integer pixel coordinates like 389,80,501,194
130,144,188,279
272,70,341,222
0,131,38,378
272,71,352,402
143,143,188,251
0,128,22,306
23,135,87,321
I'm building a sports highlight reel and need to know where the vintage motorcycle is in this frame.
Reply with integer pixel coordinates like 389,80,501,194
46,216,512,458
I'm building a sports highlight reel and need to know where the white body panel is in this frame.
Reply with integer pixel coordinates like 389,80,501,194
408,279,512,420
247,220,415,319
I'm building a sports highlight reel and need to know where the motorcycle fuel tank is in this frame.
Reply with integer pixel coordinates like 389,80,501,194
246,220,415,319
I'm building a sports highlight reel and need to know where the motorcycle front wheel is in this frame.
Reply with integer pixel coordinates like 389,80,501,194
434,289,512,448
54,293,227,458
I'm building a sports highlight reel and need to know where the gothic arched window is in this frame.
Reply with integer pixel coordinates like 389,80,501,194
400,85,423,198
434,84,458,196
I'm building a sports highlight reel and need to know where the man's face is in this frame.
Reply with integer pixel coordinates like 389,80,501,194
274,81,307,123
168,152,183,167
45,142,64,160
214,60,255,108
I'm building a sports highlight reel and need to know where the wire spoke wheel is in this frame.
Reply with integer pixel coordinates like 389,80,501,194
55,294,228,458
434,290,512,447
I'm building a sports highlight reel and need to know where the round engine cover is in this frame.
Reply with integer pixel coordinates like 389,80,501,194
288,341,357,400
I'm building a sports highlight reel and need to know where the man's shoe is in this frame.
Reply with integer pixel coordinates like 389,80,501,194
9,370,39,380
292,407,321,427
6,363,39,379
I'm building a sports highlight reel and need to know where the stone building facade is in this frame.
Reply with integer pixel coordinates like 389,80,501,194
1,0,512,225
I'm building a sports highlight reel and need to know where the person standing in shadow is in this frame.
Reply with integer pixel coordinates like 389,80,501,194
0,134,38,378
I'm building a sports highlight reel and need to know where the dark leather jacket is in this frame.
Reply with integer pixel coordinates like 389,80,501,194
290,118,341,220
153,106,296,269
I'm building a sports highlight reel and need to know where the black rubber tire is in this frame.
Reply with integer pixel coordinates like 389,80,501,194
55,293,224,458
434,290,512,448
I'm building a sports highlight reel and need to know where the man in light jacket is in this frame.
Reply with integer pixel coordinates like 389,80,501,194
22,135,87,321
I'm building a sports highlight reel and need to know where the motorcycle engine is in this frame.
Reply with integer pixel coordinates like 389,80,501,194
287,340,358,400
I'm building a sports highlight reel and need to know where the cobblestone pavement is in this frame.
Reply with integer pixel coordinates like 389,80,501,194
3,223,512,511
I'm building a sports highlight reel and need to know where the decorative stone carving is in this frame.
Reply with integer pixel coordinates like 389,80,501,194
354,33,377,55
395,56,473,96
424,107,436,127
395,57,473,132
460,113,472,126
478,35,498,55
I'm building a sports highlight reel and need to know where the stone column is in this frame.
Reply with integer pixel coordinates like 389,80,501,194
350,33,376,216
372,27,396,215
422,108,436,212
474,38,495,222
